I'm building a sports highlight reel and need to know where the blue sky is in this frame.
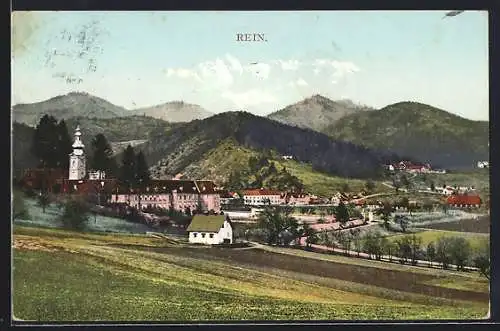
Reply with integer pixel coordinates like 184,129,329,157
12,11,489,120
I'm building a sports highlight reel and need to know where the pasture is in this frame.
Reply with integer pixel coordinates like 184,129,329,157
386,229,489,251
12,226,489,321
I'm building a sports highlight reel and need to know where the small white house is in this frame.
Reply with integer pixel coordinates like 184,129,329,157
187,214,233,245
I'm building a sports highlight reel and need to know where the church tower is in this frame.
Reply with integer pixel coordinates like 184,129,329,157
68,126,86,180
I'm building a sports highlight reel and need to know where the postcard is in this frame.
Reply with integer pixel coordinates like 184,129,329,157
11,10,490,323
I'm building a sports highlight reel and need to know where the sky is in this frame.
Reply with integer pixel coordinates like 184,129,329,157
11,11,489,120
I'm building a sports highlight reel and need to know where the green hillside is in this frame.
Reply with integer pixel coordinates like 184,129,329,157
168,139,388,196
138,111,398,181
325,101,489,170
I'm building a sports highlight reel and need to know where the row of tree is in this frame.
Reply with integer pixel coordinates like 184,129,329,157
316,228,489,278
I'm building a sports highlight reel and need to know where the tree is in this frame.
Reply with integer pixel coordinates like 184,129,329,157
37,192,51,213
473,239,490,280
365,180,376,194
32,115,60,168
436,237,453,269
396,237,412,264
394,214,410,233
399,197,410,212
427,242,436,267
377,201,393,229
60,197,89,230
351,229,363,257
135,151,151,188
409,234,423,265
335,201,350,226
56,120,73,170
258,206,299,246
449,237,472,271
119,145,136,188
302,223,317,248
13,189,29,220
440,201,449,215
90,134,118,176
401,174,410,189
430,181,436,192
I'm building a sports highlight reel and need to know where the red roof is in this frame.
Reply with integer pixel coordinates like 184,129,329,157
446,195,482,205
242,189,282,196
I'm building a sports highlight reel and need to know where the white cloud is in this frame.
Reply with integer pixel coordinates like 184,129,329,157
244,62,271,80
289,78,308,87
165,68,202,82
225,54,243,75
278,59,301,71
197,58,234,88
313,59,360,79
221,89,276,108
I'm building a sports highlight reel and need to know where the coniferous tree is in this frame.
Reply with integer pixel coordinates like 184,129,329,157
119,145,136,188
56,120,73,170
135,151,151,188
32,115,59,168
335,201,350,225
90,134,118,176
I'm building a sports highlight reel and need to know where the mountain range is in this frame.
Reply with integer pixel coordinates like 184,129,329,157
12,92,214,126
135,101,214,122
12,92,489,183
324,101,489,169
267,94,374,132
133,111,400,181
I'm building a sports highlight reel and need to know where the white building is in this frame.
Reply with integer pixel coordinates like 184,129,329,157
242,189,284,206
68,126,86,180
187,214,233,245
88,170,106,180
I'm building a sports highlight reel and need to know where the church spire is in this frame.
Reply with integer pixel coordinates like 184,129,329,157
72,125,85,149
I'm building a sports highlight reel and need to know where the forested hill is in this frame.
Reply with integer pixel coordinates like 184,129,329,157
324,101,489,169
136,111,407,180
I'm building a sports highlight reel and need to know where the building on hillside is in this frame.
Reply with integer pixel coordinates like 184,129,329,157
386,161,432,173
446,194,482,208
68,126,86,180
186,214,233,245
241,189,285,206
285,193,311,205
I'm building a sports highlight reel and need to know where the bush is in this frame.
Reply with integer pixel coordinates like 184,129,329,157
13,189,29,220
60,197,90,230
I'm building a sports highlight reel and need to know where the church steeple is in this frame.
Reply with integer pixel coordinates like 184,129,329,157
68,125,86,180
72,125,85,152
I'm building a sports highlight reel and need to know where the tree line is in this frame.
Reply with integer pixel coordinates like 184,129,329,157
30,114,151,189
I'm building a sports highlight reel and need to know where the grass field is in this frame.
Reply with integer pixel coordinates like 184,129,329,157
419,216,490,234
387,229,489,251
12,225,489,321
274,160,390,197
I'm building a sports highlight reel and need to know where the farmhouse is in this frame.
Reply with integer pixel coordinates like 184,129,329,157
186,214,233,245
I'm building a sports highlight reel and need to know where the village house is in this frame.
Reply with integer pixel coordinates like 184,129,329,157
241,189,285,206
186,214,233,245
285,193,311,205
386,161,432,173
